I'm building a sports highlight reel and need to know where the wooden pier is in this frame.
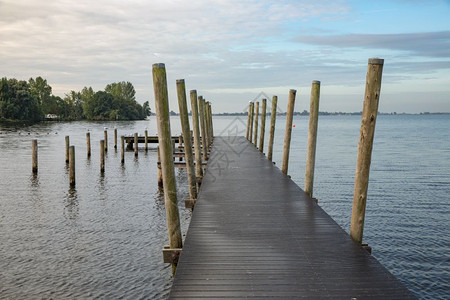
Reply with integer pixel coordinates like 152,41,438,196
169,136,415,299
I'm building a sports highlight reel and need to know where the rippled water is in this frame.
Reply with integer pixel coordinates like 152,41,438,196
0,115,449,299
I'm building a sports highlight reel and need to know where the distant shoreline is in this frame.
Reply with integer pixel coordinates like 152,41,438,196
161,111,450,117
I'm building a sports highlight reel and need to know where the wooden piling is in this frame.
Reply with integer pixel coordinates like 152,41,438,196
198,96,208,161
32,139,38,173
259,99,267,152
190,90,203,180
304,81,321,198
205,102,212,148
145,130,148,151
253,102,259,146
209,103,214,143
69,146,75,186
86,132,91,158
246,102,252,140
114,128,117,150
249,102,254,143
121,136,125,164
100,140,105,173
134,132,138,157
104,129,108,152
202,98,210,152
177,79,197,202
65,136,69,163
350,58,384,245
152,63,183,266
281,89,296,175
267,96,278,161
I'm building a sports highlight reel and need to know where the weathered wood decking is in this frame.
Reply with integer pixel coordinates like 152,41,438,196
169,136,415,299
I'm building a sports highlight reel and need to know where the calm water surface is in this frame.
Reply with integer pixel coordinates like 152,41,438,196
0,115,449,299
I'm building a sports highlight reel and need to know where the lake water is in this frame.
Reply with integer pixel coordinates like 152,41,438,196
0,114,448,299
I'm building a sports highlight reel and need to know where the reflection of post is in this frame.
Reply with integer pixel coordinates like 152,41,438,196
157,146,163,189
267,96,278,161
305,81,320,198
190,90,203,180
100,140,105,173
198,96,208,161
152,63,182,270
253,102,259,146
176,79,197,202
249,102,254,143
69,146,75,186
246,102,252,140
65,136,70,163
32,139,38,173
259,99,267,152
121,136,125,164
350,58,384,245
134,132,138,157
86,132,91,158
281,89,296,175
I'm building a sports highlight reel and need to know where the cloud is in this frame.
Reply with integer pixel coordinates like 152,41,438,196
296,31,450,57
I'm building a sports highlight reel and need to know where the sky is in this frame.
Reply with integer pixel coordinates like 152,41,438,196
1,0,449,113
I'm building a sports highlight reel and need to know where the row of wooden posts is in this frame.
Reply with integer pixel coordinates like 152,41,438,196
242,58,384,248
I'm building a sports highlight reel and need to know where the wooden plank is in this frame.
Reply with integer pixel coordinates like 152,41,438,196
169,136,416,299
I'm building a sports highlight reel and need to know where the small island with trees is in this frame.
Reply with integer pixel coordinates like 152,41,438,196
0,77,151,123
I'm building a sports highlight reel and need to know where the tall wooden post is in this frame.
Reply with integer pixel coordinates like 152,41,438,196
259,99,267,152
86,132,91,158
209,103,214,140
104,129,108,152
65,136,70,163
134,132,138,157
267,96,278,161
206,102,212,147
121,136,125,164
190,90,203,180
177,79,197,202
253,102,259,146
145,130,148,152
350,58,384,244
69,146,75,186
152,63,183,267
305,81,321,198
202,98,210,152
198,96,208,161
281,89,296,175
32,139,38,173
100,140,105,173
246,102,252,140
114,128,118,150
249,102,254,143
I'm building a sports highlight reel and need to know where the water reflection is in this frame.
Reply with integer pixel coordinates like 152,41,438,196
64,187,79,220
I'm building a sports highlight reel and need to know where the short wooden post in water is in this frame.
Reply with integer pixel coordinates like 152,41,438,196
281,89,296,175
157,146,163,188
69,146,75,186
249,102,254,142
267,96,278,161
350,58,384,245
152,63,183,269
65,136,70,163
104,129,108,152
145,130,148,152
190,90,203,181
114,128,117,150
304,81,321,198
32,139,38,173
134,132,138,157
198,96,208,161
100,140,105,173
259,99,267,152
86,132,91,158
121,136,125,164
253,102,259,146
246,102,252,140
176,79,197,204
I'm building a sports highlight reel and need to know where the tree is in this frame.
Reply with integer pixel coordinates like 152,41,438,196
142,101,151,118
0,78,41,121
29,77,52,115
82,91,113,120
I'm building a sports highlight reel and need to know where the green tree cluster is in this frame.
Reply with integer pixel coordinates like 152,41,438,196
0,77,151,122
